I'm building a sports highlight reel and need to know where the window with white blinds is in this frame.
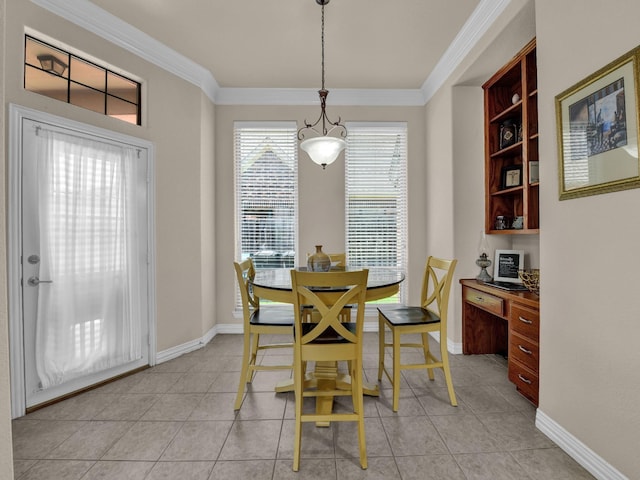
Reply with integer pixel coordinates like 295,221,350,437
345,122,408,303
234,122,298,271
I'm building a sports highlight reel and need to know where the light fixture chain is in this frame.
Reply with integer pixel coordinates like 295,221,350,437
321,3,325,90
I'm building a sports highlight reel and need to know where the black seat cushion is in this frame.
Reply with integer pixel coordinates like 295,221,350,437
298,322,357,344
250,305,295,326
378,306,441,326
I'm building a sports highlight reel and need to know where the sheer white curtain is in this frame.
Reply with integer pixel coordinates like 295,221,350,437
35,128,142,389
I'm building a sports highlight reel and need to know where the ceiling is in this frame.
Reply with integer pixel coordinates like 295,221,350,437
85,0,482,91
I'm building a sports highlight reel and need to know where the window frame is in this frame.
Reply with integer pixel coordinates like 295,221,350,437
233,120,299,277
344,122,408,305
24,35,142,126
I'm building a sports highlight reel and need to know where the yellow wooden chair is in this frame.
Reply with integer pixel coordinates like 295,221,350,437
327,252,346,268
233,259,294,411
303,253,350,322
290,269,369,471
377,256,458,412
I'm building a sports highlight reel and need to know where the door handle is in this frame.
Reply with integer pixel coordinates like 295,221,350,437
27,276,53,287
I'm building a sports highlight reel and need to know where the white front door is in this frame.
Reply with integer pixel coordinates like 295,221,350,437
12,109,153,412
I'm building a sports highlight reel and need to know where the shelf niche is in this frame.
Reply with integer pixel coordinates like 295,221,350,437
483,38,539,234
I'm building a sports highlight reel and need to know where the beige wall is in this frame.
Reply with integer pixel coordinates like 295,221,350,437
214,105,427,325
1,0,15,475
536,0,640,476
200,93,216,335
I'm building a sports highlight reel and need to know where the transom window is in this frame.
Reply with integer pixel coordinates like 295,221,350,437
24,35,141,126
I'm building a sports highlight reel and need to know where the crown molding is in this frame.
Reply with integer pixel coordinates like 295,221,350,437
31,0,508,106
422,0,512,103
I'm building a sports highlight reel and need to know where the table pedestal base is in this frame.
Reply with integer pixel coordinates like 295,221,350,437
275,361,379,427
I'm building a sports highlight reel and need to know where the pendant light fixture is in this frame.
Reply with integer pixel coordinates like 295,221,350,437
298,0,347,169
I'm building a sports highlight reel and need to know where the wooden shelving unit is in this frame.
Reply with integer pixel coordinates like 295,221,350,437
483,38,539,234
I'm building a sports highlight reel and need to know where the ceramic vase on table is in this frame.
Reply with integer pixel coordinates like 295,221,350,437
307,245,331,272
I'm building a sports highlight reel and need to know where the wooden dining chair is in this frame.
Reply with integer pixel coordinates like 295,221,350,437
233,259,294,411
290,269,369,471
303,253,350,322
377,256,458,412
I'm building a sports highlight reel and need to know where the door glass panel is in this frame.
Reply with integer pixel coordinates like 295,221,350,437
19,117,150,408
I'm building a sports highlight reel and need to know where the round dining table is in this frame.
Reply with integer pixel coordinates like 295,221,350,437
251,266,405,304
250,266,405,425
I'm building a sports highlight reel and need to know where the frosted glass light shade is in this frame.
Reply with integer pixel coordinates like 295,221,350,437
300,136,346,168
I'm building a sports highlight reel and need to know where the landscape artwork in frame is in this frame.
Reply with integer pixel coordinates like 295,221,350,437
556,46,640,200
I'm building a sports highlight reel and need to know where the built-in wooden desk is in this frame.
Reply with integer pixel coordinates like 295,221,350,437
460,279,540,405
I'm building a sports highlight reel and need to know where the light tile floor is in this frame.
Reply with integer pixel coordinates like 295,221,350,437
12,333,595,479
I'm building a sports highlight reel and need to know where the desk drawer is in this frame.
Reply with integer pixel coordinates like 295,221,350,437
510,303,539,341
509,331,539,373
464,287,503,316
508,360,539,405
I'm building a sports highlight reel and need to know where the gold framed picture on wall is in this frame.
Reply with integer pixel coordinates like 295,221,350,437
556,45,640,200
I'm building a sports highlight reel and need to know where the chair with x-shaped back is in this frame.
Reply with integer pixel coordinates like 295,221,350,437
290,268,369,471
377,256,458,412
233,258,294,411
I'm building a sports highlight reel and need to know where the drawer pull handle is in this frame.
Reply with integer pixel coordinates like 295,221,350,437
518,344,532,355
518,374,532,384
475,296,484,302
518,316,533,325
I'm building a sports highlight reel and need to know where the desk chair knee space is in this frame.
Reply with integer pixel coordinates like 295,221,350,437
377,256,458,412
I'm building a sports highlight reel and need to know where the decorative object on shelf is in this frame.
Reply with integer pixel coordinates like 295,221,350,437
529,161,539,183
475,231,493,282
556,45,640,200
517,123,523,142
297,0,347,170
512,93,521,104
512,216,524,229
499,118,518,149
501,164,523,189
307,245,331,272
495,215,509,230
519,269,540,296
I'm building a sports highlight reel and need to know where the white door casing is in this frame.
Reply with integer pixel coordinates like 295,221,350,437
8,104,157,418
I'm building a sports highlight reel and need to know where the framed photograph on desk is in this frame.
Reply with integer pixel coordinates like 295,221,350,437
494,250,524,283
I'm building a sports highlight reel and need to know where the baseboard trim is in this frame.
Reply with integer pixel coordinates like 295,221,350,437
536,409,629,480
156,324,240,364
158,322,462,363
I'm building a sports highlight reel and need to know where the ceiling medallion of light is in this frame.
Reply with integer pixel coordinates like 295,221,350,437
297,0,347,170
